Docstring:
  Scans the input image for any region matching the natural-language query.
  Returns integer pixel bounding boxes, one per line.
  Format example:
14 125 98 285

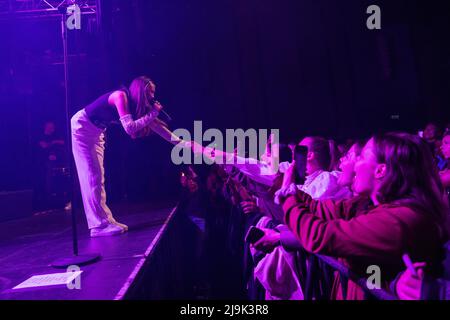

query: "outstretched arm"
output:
109 90 159 138
148 120 187 146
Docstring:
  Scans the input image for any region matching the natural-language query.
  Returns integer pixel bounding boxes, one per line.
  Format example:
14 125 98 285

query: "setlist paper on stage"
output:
12 271 83 290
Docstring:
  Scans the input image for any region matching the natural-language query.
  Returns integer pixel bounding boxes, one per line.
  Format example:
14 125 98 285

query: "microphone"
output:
159 109 173 122
150 99 172 122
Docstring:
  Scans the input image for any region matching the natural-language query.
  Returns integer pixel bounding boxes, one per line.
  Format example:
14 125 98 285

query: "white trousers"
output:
71 109 114 229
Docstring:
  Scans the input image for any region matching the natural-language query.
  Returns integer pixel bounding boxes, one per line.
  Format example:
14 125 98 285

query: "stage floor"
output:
0 201 177 300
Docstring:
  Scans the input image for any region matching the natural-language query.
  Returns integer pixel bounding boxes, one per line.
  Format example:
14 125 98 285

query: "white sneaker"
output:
90 223 125 238
108 217 129 232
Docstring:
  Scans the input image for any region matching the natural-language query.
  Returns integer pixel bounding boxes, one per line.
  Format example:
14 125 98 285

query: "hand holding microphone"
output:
150 99 172 122
152 100 163 112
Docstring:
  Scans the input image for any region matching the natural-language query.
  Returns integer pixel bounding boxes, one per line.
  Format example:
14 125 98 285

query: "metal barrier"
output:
307 253 398 300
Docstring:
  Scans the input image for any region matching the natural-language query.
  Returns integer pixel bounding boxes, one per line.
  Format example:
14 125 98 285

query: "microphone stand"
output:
51 8 100 268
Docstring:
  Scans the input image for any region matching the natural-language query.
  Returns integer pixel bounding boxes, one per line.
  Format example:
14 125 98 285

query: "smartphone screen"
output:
245 226 265 244
294 145 308 184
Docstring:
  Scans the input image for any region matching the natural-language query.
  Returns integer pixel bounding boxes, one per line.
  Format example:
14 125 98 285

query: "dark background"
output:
0 0 449 203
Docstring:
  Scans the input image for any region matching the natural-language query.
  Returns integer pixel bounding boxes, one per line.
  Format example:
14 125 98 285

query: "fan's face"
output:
353 139 378 196
423 124 438 141
338 144 358 187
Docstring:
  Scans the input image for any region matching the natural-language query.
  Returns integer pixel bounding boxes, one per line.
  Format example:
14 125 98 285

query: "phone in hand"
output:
245 226 265 244
294 145 308 184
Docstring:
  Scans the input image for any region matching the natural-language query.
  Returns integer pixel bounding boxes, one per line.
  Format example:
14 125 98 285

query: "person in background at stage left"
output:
38 121 66 162
71 76 194 238
33 120 66 211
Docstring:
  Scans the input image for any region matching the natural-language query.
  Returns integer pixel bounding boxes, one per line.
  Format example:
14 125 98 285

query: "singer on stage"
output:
71 76 189 237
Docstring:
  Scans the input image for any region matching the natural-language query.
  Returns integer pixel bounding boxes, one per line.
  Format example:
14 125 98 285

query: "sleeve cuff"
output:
277 224 302 251
274 183 298 204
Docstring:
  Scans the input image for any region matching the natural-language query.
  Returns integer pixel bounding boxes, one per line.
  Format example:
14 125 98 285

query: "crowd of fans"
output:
178 122 450 300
